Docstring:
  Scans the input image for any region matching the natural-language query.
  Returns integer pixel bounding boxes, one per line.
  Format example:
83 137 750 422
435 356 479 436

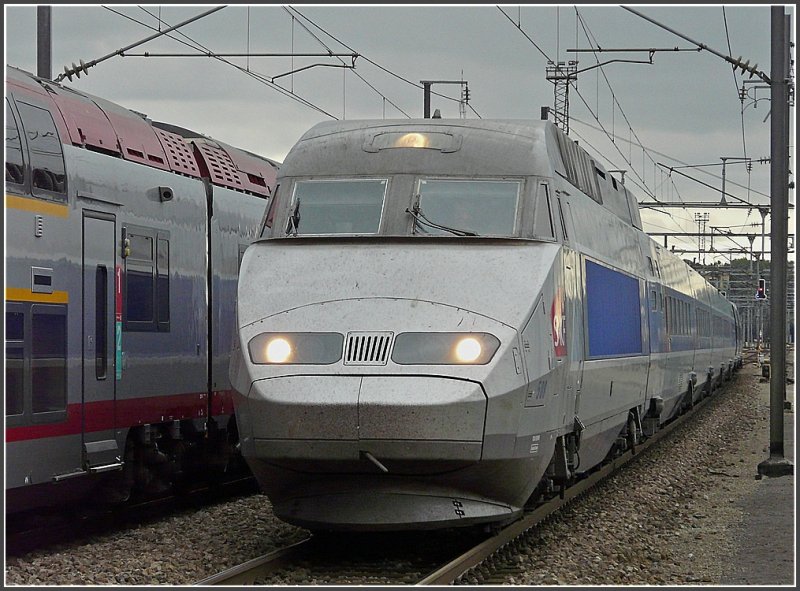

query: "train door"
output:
82 212 122 472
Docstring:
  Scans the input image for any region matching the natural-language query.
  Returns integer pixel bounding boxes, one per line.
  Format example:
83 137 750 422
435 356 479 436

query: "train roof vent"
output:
43 83 121 155
154 127 201 177
90 96 170 170
194 142 244 190
344 332 393 366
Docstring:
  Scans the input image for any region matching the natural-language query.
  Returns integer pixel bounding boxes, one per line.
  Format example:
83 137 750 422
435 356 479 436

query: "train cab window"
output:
288 179 387 235
5 99 25 186
31 305 67 415
16 101 67 202
5 310 25 416
415 179 520 237
533 184 555 239
124 226 170 332
556 198 569 240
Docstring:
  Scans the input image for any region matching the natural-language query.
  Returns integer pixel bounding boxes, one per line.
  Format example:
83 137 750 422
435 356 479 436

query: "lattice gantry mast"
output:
546 60 578 133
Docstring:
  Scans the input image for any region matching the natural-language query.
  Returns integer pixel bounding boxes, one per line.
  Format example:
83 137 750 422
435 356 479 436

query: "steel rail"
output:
194 538 312 585
417 381 725 585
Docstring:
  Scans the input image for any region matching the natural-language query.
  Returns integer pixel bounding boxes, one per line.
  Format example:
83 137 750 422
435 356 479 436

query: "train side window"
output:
5 99 25 186
260 184 280 237
31 304 67 416
16 101 67 202
124 227 170 332
533 184 554 239
556 198 569 240
649 290 657 311
5 310 25 417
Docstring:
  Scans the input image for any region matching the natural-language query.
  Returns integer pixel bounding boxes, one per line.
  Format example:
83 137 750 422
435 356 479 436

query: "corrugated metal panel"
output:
223 145 277 197
43 84 121 154
154 128 201 177
193 142 245 190
90 97 170 170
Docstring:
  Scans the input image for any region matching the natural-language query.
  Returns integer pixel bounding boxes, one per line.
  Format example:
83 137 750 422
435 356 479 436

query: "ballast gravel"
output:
4 367 789 586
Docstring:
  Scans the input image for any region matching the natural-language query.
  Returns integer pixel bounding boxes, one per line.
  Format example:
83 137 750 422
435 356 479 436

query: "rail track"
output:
196 361 748 586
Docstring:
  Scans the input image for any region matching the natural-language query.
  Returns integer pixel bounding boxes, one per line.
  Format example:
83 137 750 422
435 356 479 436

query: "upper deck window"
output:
413 179 520 237
5 99 25 186
16 101 67 202
287 179 387 235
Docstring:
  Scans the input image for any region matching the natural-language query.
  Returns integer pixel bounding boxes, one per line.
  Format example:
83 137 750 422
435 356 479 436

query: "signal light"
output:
756 278 767 300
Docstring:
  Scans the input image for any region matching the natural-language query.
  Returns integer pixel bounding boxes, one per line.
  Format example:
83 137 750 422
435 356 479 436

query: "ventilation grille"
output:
195 143 244 189
154 128 200 177
344 332 393 366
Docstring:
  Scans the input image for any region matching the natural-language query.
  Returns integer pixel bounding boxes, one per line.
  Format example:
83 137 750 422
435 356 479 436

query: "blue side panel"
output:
586 260 642 357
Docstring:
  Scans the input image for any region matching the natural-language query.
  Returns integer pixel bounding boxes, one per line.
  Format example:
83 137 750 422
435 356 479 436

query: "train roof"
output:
5 65 278 197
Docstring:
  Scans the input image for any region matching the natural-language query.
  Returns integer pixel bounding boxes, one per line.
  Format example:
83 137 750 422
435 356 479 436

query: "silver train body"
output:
230 119 742 530
5 66 277 512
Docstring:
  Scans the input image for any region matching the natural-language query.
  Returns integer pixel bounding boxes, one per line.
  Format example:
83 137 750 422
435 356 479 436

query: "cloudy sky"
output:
4 3 795 261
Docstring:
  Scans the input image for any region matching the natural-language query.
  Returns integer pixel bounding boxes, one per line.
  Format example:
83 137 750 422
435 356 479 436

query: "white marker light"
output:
266 337 292 363
455 337 482 363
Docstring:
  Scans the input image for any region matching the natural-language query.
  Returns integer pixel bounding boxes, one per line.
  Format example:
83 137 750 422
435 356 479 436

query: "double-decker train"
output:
5 66 278 513
230 118 742 531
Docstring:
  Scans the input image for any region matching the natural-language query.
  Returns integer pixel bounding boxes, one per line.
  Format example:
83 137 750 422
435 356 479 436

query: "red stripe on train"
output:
6 390 236 443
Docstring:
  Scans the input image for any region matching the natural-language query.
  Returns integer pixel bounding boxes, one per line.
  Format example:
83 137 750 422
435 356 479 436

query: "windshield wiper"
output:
406 199 479 237
286 198 300 236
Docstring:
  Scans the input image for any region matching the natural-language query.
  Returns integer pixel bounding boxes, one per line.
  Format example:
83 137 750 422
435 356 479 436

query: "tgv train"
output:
5 66 278 513
230 118 742 531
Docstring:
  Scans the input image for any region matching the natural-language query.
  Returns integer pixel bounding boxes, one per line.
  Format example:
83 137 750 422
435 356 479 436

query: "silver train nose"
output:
246 375 486 463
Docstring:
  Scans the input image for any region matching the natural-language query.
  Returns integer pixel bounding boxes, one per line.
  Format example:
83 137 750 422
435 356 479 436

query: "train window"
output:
416 179 520 237
650 290 657 311
127 234 155 325
96 266 108 380
289 179 387 235
5 310 25 417
16 101 67 202
556 198 569 240
124 227 170 332
31 305 67 415
533 184 555 239
5 99 25 186
260 184 280 237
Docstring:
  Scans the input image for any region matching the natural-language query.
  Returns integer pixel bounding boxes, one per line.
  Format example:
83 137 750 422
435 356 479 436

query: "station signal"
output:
755 278 767 300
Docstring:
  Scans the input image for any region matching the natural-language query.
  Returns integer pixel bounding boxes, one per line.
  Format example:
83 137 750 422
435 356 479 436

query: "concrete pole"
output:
758 5 792 478
37 6 52 80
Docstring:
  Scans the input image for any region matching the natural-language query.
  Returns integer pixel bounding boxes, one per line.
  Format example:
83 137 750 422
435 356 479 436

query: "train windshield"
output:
287 179 387 235
412 179 520 237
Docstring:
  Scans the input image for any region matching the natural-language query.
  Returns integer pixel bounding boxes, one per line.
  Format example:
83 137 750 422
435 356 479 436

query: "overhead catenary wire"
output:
55 5 226 82
722 6 749 159
569 116 771 202
287 6 482 118
109 5 337 118
282 6 412 118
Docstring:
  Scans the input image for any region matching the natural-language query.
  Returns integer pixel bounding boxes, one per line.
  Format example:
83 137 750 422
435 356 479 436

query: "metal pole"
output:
758 6 792 478
423 82 431 118
37 6 52 80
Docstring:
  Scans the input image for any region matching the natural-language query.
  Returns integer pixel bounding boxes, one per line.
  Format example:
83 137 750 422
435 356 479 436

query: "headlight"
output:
391 332 500 365
248 332 343 365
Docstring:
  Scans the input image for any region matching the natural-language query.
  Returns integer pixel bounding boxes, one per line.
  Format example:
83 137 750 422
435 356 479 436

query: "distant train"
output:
5 66 278 513
230 118 742 531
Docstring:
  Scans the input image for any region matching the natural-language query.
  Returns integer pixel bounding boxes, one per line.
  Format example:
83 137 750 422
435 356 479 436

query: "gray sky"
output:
4 3 795 262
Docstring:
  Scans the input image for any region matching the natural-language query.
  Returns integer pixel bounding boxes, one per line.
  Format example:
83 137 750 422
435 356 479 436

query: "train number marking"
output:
452 499 466 517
